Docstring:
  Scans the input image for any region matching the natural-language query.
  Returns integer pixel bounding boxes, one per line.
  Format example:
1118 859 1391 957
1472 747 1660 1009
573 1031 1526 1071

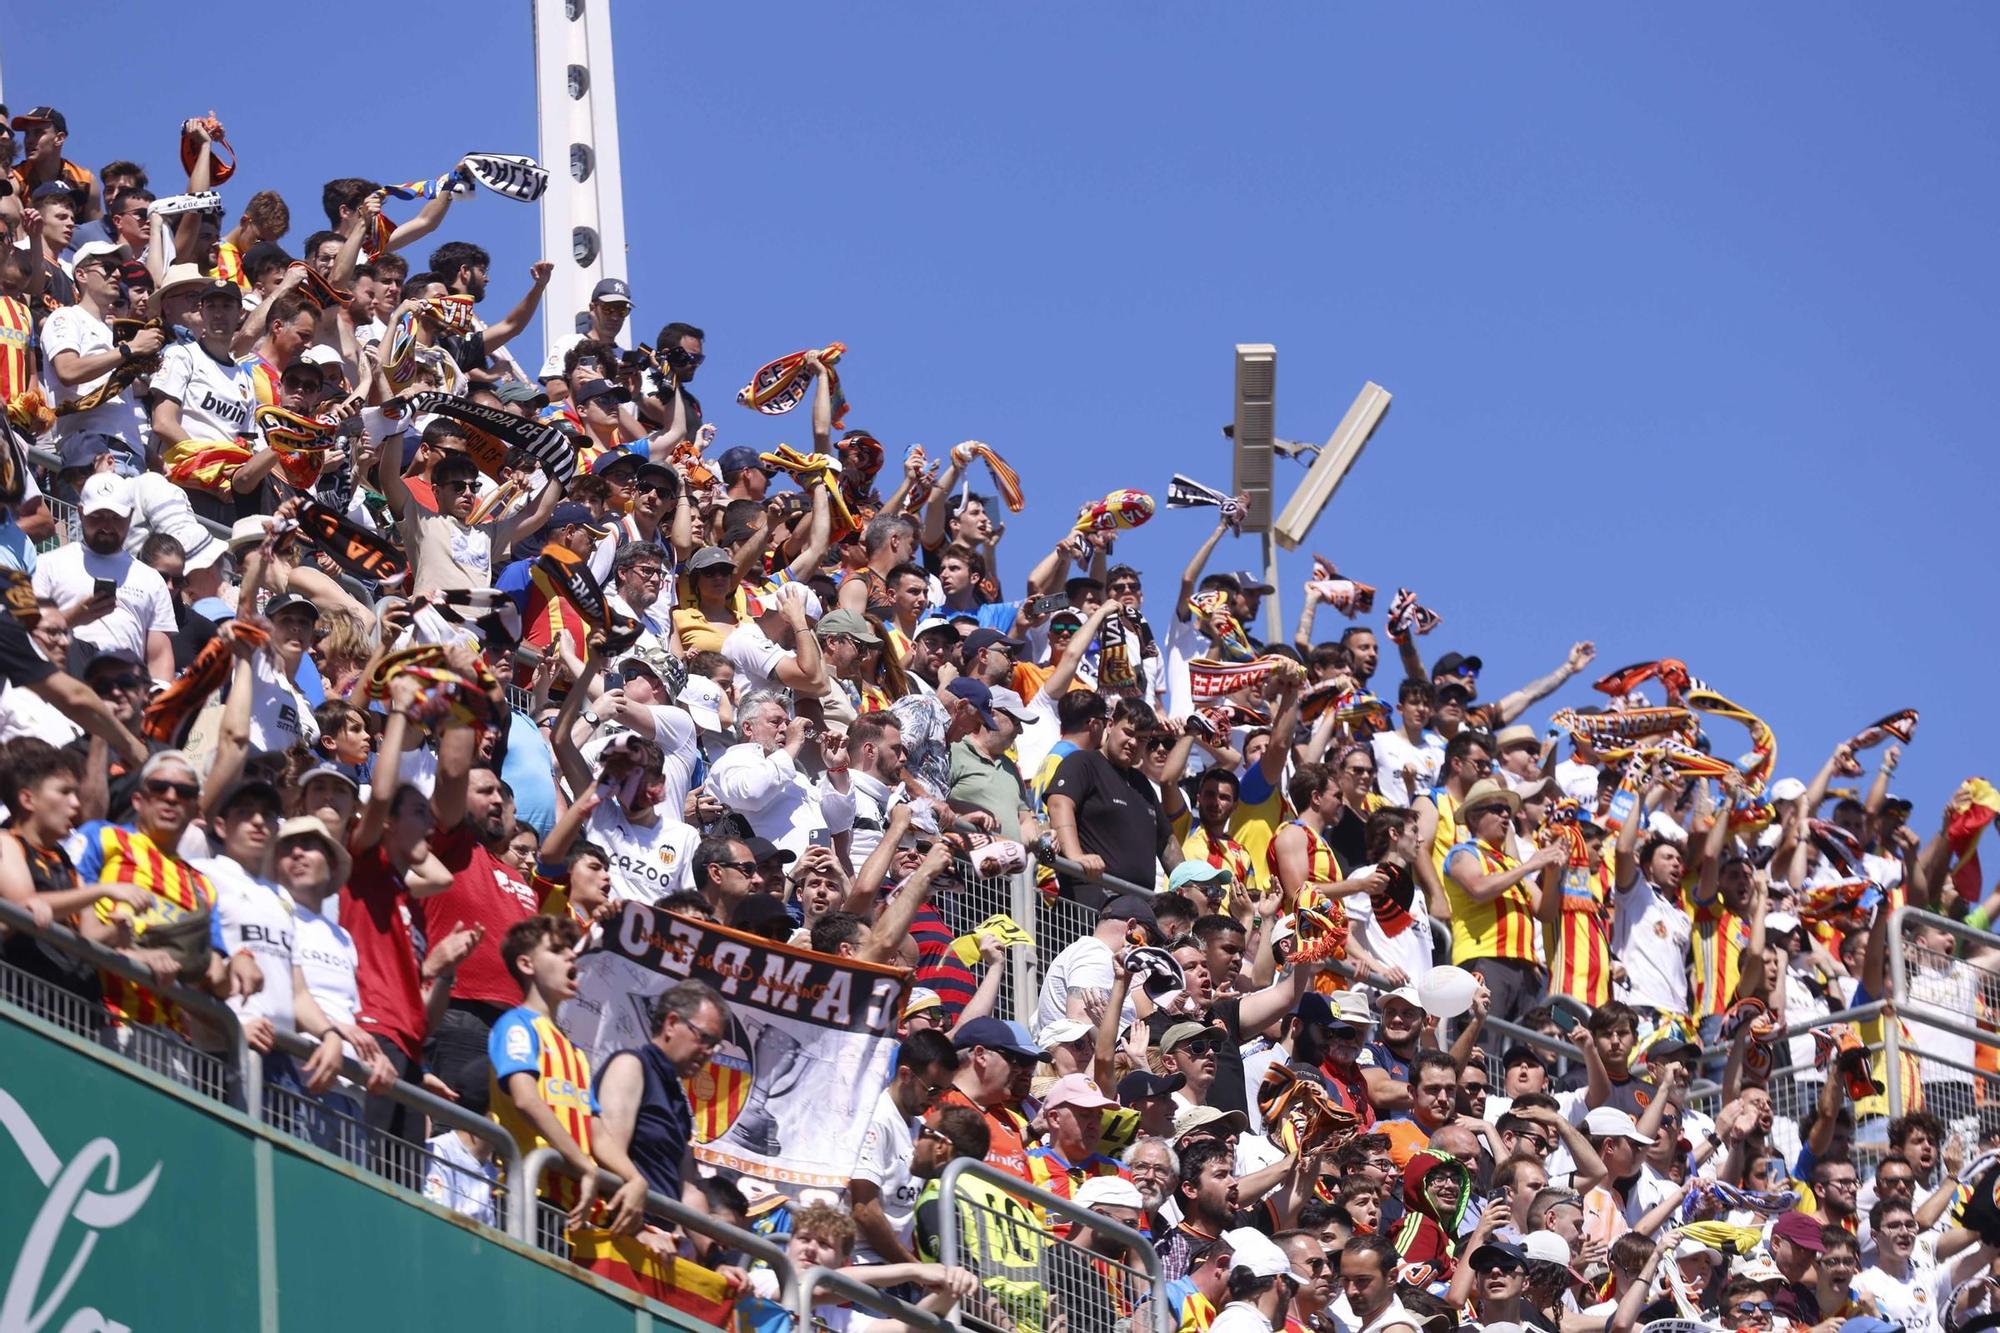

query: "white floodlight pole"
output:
532 0 630 360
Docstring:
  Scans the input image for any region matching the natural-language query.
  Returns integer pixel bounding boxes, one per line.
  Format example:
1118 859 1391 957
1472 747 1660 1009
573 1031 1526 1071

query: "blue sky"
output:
15 5 1997 816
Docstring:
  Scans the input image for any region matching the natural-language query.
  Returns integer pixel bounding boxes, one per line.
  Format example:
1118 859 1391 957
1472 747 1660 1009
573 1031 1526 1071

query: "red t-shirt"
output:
340 842 428 1061
420 823 539 1009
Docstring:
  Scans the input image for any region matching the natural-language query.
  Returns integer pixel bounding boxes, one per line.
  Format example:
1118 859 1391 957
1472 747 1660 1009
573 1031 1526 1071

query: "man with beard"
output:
1045 1175 1156 1332
589 979 735 1238
419 683 542 1101
1149 927 1324 1120
1158 1139 1296 1282
33 473 176 682
846 1028 962 1265
1119 1132 1180 1231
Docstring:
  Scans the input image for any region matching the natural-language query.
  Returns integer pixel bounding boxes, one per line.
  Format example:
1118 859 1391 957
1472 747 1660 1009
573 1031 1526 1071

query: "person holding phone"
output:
30 471 176 683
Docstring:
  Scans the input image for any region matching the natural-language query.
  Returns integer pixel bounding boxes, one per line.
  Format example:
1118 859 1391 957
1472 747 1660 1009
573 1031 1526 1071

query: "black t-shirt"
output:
442 329 488 374
171 603 218 673
0 617 55 690
1046 748 1170 908
1146 994 1250 1118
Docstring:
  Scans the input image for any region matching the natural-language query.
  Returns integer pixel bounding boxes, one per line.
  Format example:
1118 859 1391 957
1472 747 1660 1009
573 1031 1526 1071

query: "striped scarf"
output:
1384 588 1440 645
737 343 848 427
952 440 1025 512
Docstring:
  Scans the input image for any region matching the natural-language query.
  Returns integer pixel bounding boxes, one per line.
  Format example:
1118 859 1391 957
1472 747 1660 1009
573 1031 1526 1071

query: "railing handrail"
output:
1887 904 2000 1006
0 895 502 1167
28 445 233 543
263 1025 522 1177
938 1155 1170 1333
513 1145 799 1305
1480 1013 1723 1101
793 1265 956 1333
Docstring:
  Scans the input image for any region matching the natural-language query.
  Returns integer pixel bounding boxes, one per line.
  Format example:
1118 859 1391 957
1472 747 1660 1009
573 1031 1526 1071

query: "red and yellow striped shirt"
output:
83 824 219 1035
1690 899 1749 1017
214 241 249 291
489 1006 597 1209
241 353 282 407
1443 840 1537 965
1551 861 1616 1008
1267 818 1340 908
0 295 33 404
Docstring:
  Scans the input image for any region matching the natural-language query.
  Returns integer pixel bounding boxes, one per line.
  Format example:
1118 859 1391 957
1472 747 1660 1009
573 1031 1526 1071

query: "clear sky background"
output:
12 4 1997 815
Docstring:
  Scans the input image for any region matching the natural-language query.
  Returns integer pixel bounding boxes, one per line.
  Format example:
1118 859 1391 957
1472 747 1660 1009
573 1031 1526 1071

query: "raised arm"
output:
351 673 420 854
917 450 967 551
1488 641 1595 727
1176 516 1230 622
784 483 832 583
478 262 553 353
859 844 952 966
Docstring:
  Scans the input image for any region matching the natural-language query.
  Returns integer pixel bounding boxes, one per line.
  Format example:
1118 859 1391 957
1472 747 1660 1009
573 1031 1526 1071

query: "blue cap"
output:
589 444 646 476
1167 860 1231 894
718 445 768 480
589 277 631 304
58 432 116 470
943 676 996 728
951 1016 1039 1060
548 502 609 534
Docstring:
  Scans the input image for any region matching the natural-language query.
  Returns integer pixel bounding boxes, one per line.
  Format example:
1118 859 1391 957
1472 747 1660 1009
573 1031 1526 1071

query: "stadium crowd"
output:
4 100 2000 1333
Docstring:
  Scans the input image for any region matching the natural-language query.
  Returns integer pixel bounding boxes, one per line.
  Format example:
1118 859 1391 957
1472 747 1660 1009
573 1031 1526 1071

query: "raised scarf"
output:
1835 709 1918 776
1072 488 1155 535
1384 588 1440 645
1165 473 1247 533
737 343 848 428
951 440 1025 513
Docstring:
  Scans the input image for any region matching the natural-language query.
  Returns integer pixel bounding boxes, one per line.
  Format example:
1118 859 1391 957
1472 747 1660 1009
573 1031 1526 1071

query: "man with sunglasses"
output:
40 238 157 448
847 1027 961 1265
377 442 565 599
78 750 263 1044
930 1016 1042 1181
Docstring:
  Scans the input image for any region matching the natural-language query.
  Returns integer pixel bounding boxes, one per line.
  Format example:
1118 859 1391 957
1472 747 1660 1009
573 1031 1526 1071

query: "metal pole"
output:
1007 868 1036 1027
1262 530 1282 644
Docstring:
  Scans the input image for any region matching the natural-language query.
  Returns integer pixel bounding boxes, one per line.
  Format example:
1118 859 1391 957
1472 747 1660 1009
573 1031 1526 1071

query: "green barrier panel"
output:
0 1010 709 1332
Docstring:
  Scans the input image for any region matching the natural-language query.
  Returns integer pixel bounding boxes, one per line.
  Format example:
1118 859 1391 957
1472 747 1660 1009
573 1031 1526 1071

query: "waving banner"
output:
561 903 910 1191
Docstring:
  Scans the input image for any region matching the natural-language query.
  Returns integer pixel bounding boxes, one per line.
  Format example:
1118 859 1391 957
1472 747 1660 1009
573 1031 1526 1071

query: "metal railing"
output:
513 1146 799 1289
795 1266 956 1333
28 445 234 552
936 1156 1170 1333
0 899 520 1233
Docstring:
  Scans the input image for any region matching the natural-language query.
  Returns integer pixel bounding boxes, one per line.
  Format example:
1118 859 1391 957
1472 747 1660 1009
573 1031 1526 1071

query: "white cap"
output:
299 344 343 367
990 687 1035 724
1674 1238 1722 1263
1733 1257 1784 1284
1521 1230 1576 1269
1221 1227 1310 1282
1074 1175 1144 1211
913 616 953 640
1582 1106 1655 1144
1764 911 1802 937
72 239 130 267
1769 777 1807 803
1380 985 1423 1011
772 581 823 621
1037 1019 1093 1049
78 472 133 517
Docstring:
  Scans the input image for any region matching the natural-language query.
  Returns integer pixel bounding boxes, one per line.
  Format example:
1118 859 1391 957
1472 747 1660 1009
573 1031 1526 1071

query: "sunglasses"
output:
1474 1259 1523 1276
1729 1303 1774 1317
634 478 674 495
143 778 200 801
1176 1038 1221 1057
1326 1024 1361 1041
438 478 480 494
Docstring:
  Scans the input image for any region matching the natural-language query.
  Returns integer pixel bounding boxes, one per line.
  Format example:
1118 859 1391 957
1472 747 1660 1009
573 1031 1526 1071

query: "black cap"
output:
263 592 320 622
1501 1044 1548 1070
29 179 79 206
1433 651 1484 679
573 378 630 408
1117 1070 1186 1104
744 836 796 867
11 107 65 134
218 778 283 814
963 627 1023 659
731 893 795 943
1098 895 1158 931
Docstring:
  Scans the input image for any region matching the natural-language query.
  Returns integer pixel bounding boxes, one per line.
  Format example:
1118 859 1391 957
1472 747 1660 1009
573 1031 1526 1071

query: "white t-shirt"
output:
720 619 794 698
580 705 699 823
153 340 255 440
422 1130 500 1227
1208 1303 1276 1333
1340 860 1434 987
1161 614 1204 723
0 679 82 747
1610 875 1692 1014
1851 1256 1953 1333
1037 935 1138 1034
246 649 320 754
39 304 150 445
31 542 176 672
294 900 364 1070
587 803 698 905
1373 728 1445 807
850 1087 918 1263
200 856 297 1033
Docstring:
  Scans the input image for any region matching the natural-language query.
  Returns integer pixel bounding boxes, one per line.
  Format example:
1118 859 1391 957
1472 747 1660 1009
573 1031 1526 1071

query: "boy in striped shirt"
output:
488 914 601 1230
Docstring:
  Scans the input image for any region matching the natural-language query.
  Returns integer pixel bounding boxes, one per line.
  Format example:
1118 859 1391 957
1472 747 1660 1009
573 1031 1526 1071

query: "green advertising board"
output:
0 1011 708 1332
